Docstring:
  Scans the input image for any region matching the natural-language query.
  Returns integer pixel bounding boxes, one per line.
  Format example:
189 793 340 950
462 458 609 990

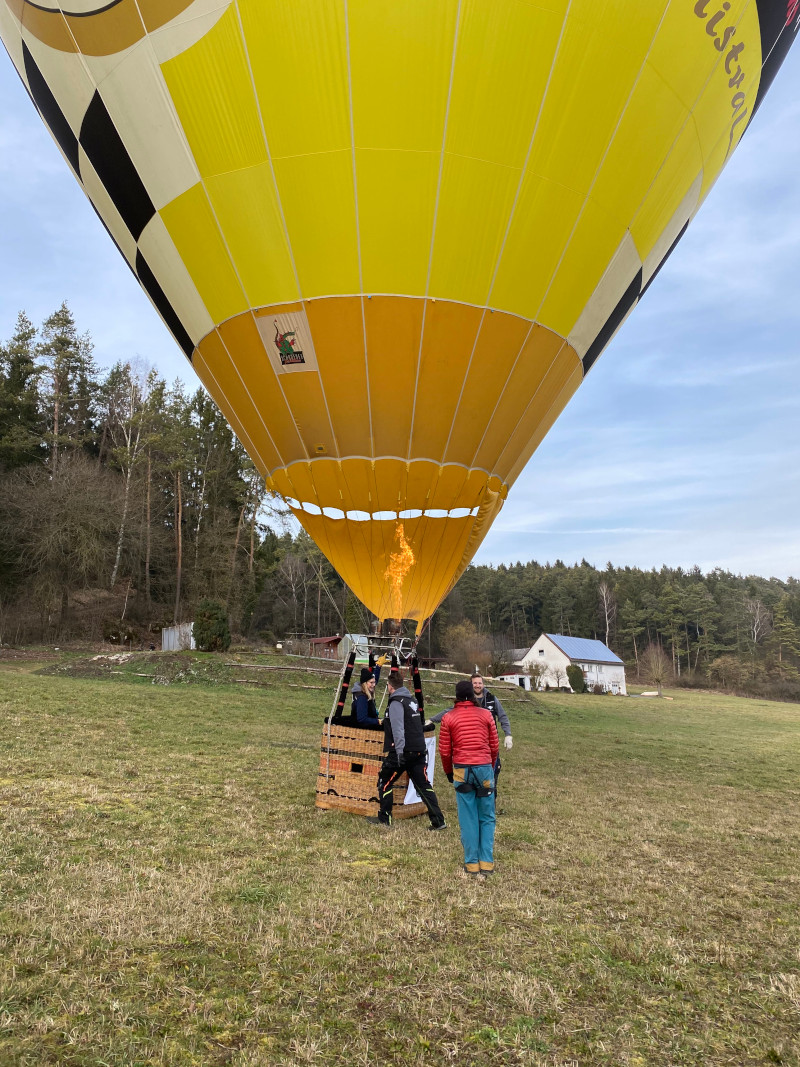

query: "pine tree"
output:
100 361 150 590
163 381 192 624
37 303 98 475
0 311 42 470
618 598 646 675
767 597 800 678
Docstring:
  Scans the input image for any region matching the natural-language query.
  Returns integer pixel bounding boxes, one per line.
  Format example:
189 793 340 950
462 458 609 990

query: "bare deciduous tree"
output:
550 664 566 689
0 453 122 634
274 553 313 633
598 581 617 648
744 597 772 648
442 619 491 674
640 642 671 697
103 361 147 589
526 662 547 691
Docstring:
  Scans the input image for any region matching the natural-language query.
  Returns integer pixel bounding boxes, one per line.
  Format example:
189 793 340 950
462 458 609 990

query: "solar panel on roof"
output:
546 635 623 665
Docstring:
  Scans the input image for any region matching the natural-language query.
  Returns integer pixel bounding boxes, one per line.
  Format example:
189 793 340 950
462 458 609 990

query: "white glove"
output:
504 735 513 751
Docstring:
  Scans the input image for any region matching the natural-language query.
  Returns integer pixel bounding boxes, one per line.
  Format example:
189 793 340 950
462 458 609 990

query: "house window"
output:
538 649 544 656
597 665 603 674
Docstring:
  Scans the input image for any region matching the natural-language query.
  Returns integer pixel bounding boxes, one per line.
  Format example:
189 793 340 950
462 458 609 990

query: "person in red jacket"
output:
439 679 499 877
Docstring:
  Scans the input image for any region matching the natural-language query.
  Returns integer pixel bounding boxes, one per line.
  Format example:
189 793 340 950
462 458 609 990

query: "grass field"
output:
1 655 799 1066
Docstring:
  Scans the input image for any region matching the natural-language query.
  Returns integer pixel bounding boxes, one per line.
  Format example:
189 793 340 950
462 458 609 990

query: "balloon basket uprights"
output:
314 721 426 819
317 643 428 819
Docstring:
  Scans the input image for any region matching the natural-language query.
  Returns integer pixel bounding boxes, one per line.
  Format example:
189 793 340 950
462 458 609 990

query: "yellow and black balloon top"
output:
2 0 797 627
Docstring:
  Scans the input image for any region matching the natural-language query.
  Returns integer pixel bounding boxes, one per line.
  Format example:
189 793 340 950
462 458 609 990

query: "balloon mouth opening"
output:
381 618 403 637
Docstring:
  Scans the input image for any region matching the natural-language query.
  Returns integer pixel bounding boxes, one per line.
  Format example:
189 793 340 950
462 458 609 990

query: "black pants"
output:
377 750 444 827
494 754 502 797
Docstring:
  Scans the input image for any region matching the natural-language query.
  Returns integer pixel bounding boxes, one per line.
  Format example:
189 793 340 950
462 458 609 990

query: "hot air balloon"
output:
2 0 797 631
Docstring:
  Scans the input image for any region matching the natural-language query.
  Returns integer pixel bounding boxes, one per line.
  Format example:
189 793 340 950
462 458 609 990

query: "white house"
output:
518 634 627 694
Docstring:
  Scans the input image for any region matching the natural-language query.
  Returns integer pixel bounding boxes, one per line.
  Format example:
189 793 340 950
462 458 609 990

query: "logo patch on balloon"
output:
273 322 305 367
256 309 319 376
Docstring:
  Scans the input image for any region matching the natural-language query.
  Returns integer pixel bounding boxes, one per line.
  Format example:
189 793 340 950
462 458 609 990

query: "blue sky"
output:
1 46 799 581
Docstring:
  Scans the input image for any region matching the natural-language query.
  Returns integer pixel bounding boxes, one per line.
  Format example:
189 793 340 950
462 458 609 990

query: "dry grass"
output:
0 663 798 1066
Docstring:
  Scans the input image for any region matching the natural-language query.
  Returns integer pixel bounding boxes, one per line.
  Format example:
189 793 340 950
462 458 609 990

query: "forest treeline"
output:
436 559 800 701
0 305 359 645
1 306 799 701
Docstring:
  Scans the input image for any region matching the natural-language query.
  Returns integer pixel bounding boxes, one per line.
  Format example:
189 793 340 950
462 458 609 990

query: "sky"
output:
1 43 799 582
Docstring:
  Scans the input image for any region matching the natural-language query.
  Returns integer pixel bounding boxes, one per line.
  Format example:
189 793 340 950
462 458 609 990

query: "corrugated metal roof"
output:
546 634 623 664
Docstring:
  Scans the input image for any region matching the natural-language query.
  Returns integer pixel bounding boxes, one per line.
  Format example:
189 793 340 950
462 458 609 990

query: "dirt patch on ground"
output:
36 651 273 689
0 648 65 673
1 648 61 662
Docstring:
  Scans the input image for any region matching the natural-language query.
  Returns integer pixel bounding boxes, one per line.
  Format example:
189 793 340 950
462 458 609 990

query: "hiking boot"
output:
365 816 391 827
428 821 447 831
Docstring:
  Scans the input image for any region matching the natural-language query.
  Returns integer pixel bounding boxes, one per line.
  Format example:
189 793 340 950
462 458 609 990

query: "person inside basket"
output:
366 670 446 830
351 654 387 728
439 679 499 877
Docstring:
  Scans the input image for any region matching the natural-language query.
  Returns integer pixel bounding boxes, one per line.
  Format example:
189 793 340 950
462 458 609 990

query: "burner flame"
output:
384 523 415 620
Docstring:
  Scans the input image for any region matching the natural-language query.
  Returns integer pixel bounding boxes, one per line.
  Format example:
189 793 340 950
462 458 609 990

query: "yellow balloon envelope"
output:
2 0 796 627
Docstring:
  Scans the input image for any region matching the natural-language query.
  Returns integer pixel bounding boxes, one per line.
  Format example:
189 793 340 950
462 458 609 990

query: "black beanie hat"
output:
455 680 475 703
359 667 373 683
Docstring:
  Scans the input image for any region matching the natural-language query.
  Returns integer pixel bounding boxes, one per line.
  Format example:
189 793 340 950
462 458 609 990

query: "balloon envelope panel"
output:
2 0 796 624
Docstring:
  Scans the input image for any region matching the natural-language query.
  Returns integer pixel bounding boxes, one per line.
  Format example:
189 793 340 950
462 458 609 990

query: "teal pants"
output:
453 764 496 873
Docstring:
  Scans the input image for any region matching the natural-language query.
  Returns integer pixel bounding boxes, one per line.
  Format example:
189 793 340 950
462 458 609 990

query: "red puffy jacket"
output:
439 700 499 777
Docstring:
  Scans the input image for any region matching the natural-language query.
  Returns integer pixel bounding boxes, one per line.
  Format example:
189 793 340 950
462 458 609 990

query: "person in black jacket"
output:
471 672 512 799
366 670 446 830
350 654 387 727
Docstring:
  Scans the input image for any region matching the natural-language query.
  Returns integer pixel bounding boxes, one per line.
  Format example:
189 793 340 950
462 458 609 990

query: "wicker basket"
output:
315 721 426 819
